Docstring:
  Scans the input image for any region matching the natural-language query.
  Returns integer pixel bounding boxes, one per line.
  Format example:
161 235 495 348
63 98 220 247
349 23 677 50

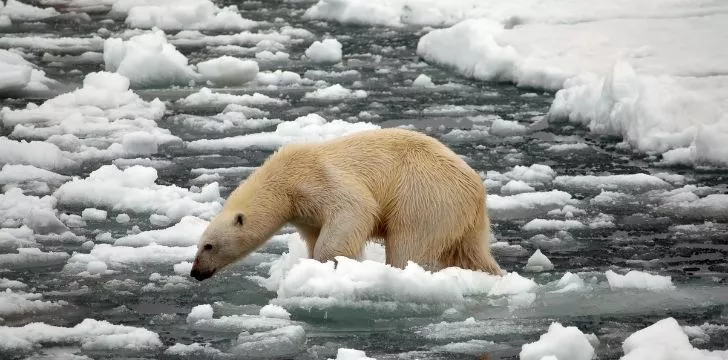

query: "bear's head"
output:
190 211 249 281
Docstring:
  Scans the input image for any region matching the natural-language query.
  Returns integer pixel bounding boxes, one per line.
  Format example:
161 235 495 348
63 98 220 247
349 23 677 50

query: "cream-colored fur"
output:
190 128 502 280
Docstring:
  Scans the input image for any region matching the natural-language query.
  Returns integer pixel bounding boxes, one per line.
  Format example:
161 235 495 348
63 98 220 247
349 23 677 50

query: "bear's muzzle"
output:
190 267 215 281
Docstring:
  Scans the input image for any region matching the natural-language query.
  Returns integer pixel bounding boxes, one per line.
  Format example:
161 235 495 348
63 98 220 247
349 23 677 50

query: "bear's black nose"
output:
190 268 213 281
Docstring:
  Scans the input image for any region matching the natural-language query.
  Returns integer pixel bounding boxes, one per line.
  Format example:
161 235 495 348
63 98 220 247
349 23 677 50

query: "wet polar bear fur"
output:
190 128 502 281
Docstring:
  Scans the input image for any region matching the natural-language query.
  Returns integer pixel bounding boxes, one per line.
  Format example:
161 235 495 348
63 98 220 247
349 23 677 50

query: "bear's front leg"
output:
312 210 375 264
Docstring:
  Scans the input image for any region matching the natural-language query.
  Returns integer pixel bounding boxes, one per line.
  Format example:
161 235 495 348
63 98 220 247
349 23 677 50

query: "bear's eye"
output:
203 244 213 251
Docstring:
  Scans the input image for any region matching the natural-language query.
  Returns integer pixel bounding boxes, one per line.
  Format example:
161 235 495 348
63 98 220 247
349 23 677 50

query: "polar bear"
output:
190 128 502 281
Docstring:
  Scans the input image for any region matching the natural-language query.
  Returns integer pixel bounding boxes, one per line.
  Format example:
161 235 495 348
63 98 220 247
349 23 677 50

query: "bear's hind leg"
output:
439 226 502 275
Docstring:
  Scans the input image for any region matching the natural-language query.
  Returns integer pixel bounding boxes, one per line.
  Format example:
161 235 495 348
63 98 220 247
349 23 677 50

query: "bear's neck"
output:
229 180 292 247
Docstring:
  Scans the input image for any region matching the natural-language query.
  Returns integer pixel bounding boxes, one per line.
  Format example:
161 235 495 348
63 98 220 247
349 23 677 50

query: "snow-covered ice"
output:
605 270 675 292
197 56 259 86
178 87 287 108
524 249 554 272
622 318 728 360
304 84 367 101
520 322 595 360
54 165 222 221
188 114 379 151
123 0 257 31
104 30 197 88
305 38 343 64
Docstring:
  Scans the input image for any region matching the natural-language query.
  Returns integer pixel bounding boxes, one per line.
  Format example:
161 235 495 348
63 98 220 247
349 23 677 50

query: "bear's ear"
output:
234 213 245 226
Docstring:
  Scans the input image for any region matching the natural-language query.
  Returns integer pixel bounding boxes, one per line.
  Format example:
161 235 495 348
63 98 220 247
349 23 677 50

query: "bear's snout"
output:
190 267 215 281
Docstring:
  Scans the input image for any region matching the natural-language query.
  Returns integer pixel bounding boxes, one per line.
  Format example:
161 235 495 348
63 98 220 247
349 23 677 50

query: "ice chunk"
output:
256 51 290 62
1 72 171 156
81 208 107 221
116 213 131 223
523 219 585 232
164 342 222 356
188 114 379 151
550 272 587 293
502 165 556 185
524 249 554 272
104 29 197 88
115 216 209 247
173 261 193 276
0 226 36 251
331 348 375 360
149 214 171 227
554 173 669 192
520 322 594 360
259 304 290 320
501 180 535 195
305 38 343 64
178 87 286 108
256 70 301 86
0 0 58 22
54 165 222 222
487 190 576 219
0 188 67 234
0 289 67 317
304 84 367 101
186 304 213 324
65 243 195 271
125 0 257 31
605 270 674 291
0 278 26 289
490 119 527 136
0 48 59 96
0 164 69 185
229 325 306 358
546 143 589 152
622 317 728 360
197 56 259 86
412 74 435 88
0 138 77 170
0 248 70 270
0 318 162 352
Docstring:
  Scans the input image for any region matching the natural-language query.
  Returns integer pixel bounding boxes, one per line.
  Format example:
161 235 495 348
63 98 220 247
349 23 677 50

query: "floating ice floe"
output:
523 219 585 232
187 114 379 151
197 56 259 86
330 348 376 360
305 38 343 64
0 164 69 187
0 0 58 22
114 216 209 247
0 248 70 270
490 119 527 136
121 0 257 31
256 70 302 86
0 35 105 53
0 226 36 251
500 180 535 195
524 249 554 272
622 317 728 360
554 173 670 192
164 342 223 356
605 270 675 291
0 289 67 317
104 29 198 88
1 71 175 162
0 318 163 352
53 165 222 221
303 84 367 101
412 74 436 88
520 322 596 360
487 190 577 219
169 27 312 49
0 49 60 96
0 188 67 234
251 234 538 312
413 6 728 167
65 243 195 273
177 87 287 108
